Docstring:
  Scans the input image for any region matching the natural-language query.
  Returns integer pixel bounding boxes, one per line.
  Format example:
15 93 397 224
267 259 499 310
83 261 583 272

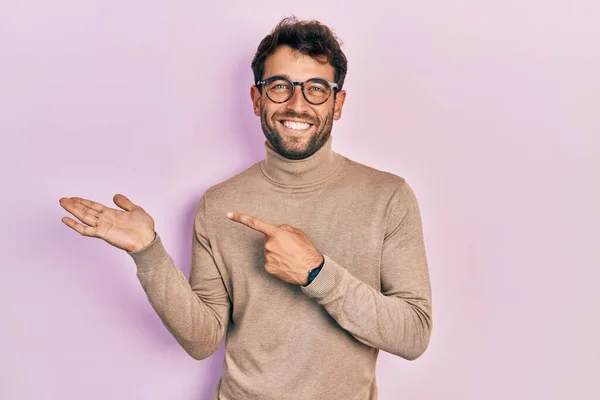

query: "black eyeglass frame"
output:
256 75 340 105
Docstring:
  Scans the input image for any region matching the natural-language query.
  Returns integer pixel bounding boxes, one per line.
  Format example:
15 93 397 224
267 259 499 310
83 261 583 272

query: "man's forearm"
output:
129 234 229 360
302 256 432 360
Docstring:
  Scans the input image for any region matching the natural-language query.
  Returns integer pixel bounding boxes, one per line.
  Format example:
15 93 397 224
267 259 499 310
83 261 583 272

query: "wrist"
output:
303 256 324 287
132 230 156 252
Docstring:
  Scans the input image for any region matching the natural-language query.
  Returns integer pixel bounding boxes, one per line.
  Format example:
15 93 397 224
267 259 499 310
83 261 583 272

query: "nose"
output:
285 84 310 113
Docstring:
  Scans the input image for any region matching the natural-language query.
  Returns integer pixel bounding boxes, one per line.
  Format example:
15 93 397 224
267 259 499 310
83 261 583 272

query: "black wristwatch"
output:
304 258 324 286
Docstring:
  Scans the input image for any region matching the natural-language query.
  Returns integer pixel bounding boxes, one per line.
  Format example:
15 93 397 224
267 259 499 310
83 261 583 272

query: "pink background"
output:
1 1 598 399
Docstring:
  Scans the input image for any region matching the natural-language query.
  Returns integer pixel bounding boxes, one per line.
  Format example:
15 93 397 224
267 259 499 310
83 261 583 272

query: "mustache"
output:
274 111 317 124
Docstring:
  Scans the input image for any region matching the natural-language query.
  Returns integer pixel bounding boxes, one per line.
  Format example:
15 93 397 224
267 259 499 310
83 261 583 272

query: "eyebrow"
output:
266 74 331 82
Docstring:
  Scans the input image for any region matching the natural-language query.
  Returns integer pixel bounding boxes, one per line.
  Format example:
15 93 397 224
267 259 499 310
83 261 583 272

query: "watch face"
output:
308 265 323 284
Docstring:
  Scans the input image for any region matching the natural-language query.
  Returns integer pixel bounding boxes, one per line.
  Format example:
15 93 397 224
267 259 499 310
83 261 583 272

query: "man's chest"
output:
212 194 387 294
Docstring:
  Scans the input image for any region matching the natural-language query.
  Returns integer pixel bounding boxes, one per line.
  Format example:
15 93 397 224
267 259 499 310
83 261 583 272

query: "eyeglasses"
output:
256 76 339 105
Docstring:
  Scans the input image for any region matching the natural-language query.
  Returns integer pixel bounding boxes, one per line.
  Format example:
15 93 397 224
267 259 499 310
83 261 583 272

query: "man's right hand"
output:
59 194 156 252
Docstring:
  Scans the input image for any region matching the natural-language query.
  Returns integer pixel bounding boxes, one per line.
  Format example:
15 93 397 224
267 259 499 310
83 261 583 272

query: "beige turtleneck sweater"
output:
128 136 432 400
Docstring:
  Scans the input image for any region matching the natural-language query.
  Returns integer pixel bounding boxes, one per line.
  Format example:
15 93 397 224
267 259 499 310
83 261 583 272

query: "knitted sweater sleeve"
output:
301 181 433 360
127 196 230 360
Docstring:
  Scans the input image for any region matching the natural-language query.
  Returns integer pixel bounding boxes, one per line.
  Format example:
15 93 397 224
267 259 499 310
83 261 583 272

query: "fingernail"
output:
227 212 233 219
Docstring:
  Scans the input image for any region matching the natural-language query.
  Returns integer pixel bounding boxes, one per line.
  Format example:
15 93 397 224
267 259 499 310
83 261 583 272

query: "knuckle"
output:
247 217 257 228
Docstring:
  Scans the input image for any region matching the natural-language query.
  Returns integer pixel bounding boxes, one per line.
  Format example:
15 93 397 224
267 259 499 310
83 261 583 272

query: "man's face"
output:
251 45 346 160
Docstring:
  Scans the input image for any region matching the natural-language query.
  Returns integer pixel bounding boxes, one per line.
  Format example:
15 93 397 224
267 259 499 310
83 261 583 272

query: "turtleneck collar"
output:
259 135 344 188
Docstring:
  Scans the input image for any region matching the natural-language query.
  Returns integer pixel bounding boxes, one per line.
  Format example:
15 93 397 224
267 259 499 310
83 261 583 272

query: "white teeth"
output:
282 120 310 130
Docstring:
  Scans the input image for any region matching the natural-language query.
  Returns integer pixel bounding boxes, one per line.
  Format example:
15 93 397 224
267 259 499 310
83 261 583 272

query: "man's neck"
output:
259 135 342 187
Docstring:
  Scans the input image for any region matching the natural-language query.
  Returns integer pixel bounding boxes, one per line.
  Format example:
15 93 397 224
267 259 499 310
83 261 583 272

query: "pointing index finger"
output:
227 212 278 236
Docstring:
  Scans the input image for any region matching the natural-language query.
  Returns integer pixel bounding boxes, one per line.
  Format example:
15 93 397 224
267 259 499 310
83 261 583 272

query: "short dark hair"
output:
251 17 348 90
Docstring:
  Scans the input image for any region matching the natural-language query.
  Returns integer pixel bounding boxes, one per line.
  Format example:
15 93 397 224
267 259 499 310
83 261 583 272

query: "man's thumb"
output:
113 193 137 212
278 224 297 233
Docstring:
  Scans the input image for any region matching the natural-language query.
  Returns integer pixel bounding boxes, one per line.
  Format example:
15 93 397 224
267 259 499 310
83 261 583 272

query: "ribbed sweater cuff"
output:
301 255 347 299
127 233 170 273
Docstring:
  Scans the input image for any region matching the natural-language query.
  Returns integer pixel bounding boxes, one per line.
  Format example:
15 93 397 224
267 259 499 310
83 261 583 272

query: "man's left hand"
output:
227 212 324 285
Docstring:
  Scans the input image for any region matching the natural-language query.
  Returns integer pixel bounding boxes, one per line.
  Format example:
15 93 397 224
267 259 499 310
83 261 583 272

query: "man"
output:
59 17 432 400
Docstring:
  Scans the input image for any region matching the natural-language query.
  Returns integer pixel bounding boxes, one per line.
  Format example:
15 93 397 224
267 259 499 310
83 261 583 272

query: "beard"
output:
260 106 334 160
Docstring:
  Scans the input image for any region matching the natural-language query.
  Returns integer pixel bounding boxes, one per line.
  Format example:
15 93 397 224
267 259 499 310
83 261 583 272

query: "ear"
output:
250 85 261 116
333 89 346 120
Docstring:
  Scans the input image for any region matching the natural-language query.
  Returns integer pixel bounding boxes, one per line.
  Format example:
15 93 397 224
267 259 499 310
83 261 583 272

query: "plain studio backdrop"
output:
1 1 598 399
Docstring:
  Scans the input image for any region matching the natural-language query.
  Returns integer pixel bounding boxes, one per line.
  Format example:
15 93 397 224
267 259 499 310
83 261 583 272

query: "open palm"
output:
59 194 156 252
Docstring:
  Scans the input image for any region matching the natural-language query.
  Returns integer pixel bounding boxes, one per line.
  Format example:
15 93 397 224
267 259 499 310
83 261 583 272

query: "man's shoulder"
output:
202 161 264 202
340 155 420 212
341 155 408 189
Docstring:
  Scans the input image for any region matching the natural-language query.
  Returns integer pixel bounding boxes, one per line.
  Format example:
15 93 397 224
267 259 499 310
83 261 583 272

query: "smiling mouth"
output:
279 119 314 131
